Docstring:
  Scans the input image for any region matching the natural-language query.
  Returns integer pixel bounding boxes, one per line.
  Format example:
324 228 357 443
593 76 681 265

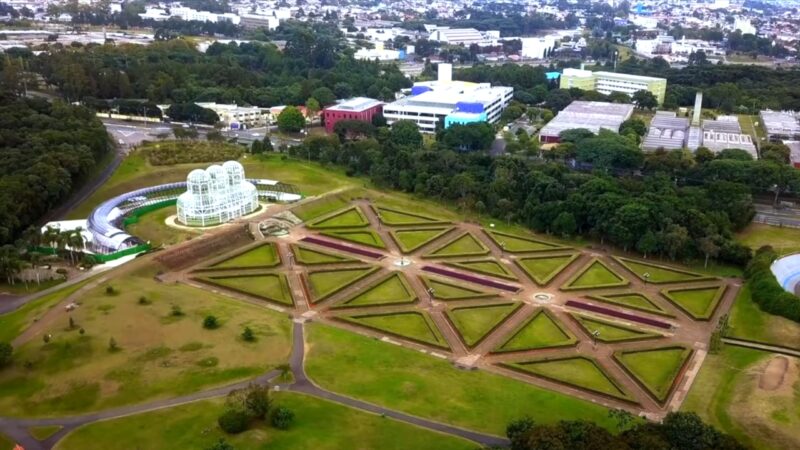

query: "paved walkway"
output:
722 338 800 358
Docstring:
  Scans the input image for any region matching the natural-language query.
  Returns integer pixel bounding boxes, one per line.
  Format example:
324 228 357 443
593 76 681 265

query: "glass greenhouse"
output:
176 161 259 227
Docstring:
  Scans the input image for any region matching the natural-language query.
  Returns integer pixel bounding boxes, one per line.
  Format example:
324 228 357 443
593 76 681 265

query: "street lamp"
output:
427 287 435 301
591 329 600 349
643 272 651 285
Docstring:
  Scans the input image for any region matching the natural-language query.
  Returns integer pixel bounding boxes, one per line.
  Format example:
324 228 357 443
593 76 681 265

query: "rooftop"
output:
325 97 383 112
760 110 800 136
539 101 634 138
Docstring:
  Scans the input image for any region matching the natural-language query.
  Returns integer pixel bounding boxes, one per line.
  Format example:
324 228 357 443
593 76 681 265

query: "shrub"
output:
205 438 234 450
108 337 119 352
244 384 271 419
171 304 184 317
270 406 295 430
79 328 85 335
203 315 220 329
217 409 249 434
138 296 151 305
43 334 51 344
241 326 255 342
105 286 116 295
746 247 800 322
0 342 12 368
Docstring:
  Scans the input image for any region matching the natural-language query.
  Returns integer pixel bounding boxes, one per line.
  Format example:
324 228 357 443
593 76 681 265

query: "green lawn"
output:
0 433 13 450
562 260 628 290
494 310 575 352
615 257 709 283
306 267 378 302
335 273 417 308
292 195 349 222
212 243 280 269
507 357 629 401
126 205 199 247
573 316 661 343
661 285 725 320
198 273 293 306
736 223 800 256
29 425 62 441
0 279 93 343
447 259 517 280
291 245 354 265
305 324 616 435
391 227 453 253
341 312 448 349
682 346 800 450
320 230 386 249
55 393 474 450
485 230 566 253
615 347 691 402
308 206 369 229
588 293 671 317
375 207 448 226
426 233 489 258
420 277 494 301
516 253 579 285
446 303 520 347
727 285 800 350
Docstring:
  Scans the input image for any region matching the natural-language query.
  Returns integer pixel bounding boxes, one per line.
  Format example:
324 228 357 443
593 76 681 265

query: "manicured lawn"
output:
375 207 448 226
342 312 448 349
335 273 417 308
516 253 579 285
420 277 494 301
212 243 280 269
0 264 292 418
485 230 566 253
55 393 474 450
727 285 800 350
562 259 628 290
291 245 354 265
682 346 800 450
573 316 661 343
494 310 575 352
507 357 629 400
0 279 92 343
589 293 671 317
736 223 800 256
199 273 293 306
446 303 520 347
615 347 691 402
29 425 62 441
126 205 199 247
306 267 378 302
661 285 725 320
447 260 517 280
426 233 489 258
308 206 369 229
320 230 386 249
0 433 14 450
292 195 349 222
615 257 708 283
391 227 452 253
305 324 616 435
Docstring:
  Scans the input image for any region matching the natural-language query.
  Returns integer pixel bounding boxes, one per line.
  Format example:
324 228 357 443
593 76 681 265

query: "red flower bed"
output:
565 300 672 329
301 236 384 259
422 265 519 292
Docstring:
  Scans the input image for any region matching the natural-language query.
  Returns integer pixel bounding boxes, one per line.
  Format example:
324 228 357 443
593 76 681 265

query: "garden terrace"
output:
290 244 357 265
304 267 380 303
614 257 714 284
419 277 496 301
484 230 569 253
614 347 693 404
193 273 294 306
561 259 629 290
586 293 673 317
445 303 523 348
204 242 281 270
493 309 577 353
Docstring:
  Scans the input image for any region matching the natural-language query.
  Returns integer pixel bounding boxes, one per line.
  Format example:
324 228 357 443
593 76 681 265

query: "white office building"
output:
195 103 268 128
520 35 558 59
382 64 513 134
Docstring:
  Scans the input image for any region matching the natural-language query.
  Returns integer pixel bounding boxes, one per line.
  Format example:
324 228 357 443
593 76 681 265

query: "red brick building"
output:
322 97 383 134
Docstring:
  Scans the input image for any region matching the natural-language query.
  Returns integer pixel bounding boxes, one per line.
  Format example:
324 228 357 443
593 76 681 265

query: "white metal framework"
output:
176 161 259 227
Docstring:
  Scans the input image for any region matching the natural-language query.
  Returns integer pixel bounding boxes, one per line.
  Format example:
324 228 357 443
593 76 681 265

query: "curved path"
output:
0 320 508 449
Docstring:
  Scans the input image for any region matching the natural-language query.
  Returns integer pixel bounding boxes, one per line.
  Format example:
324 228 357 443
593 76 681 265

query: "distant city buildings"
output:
560 68 668 105
539 101 634 143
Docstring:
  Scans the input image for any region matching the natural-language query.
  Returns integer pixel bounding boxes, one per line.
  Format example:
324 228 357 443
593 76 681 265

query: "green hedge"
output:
745 246 800 322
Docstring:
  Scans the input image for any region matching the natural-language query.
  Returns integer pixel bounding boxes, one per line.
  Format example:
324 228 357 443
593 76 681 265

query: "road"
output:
753 203 800 228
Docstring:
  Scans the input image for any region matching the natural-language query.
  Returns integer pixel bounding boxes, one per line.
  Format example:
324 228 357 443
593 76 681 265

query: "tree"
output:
0 342 12 368
636 231 658 258
305 97 321 119
698 236 720 268
619 118 647 137
277 106 305 133
551 211 577 237
544 89 572 112
166 103 219 125
262 136 274 152
217 409 249 434
203 315 220 329
108 337 118 351
632 89 658 110
389 120 423 148
270 406 295 430
242 326 255 342
244 384 271 419
310 87 335 106
506 416 535 450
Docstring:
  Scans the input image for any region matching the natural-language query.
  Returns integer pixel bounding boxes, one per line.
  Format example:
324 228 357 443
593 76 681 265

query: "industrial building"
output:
520 36 558 59
538 101 634 143
322 97 384 133
382 64 513 134
760 110 800 142
427 27 486 45
239 13 280 30
700 116 757 158
559 68 667 105
642 112 690 150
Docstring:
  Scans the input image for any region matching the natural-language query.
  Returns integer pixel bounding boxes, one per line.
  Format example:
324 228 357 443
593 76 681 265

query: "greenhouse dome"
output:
176 161 259 227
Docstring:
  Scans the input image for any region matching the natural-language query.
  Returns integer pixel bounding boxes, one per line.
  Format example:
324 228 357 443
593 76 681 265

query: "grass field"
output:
661 286 724 320
308 207 369 229
589 293 671 316
427 233 489 258
391 227 452 253
199 273 293 305
446 303 519 347
212 243 280 269
292 195 350 222
336 273 416 308
0 265 292 418
508 357 629 400
420 277 494 301
562 260 628 290
305 323 615 435
55 393 474 450
682 346 800 450
516 253 578 285
306 267 378 302
615 347 690 402
29 425 62 441
0 433 13 450
375 207 448 226
320 230 386 249
126 205 199 247
447 260 517 280
485 230 565 253
69 153 359 220
573 316 660 343
727 285 800 350
615 257 707 283
494 310 575 352
342 312 448 348
736 224 800 256
291 245 354 265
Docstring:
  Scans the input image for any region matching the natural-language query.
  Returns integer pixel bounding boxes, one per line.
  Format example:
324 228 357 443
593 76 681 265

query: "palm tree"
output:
57 230 71 265
21 226 42 250
69 229 86 265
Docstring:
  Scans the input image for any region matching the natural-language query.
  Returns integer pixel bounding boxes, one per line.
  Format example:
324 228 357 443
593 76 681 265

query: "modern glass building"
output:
176 161 259 227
